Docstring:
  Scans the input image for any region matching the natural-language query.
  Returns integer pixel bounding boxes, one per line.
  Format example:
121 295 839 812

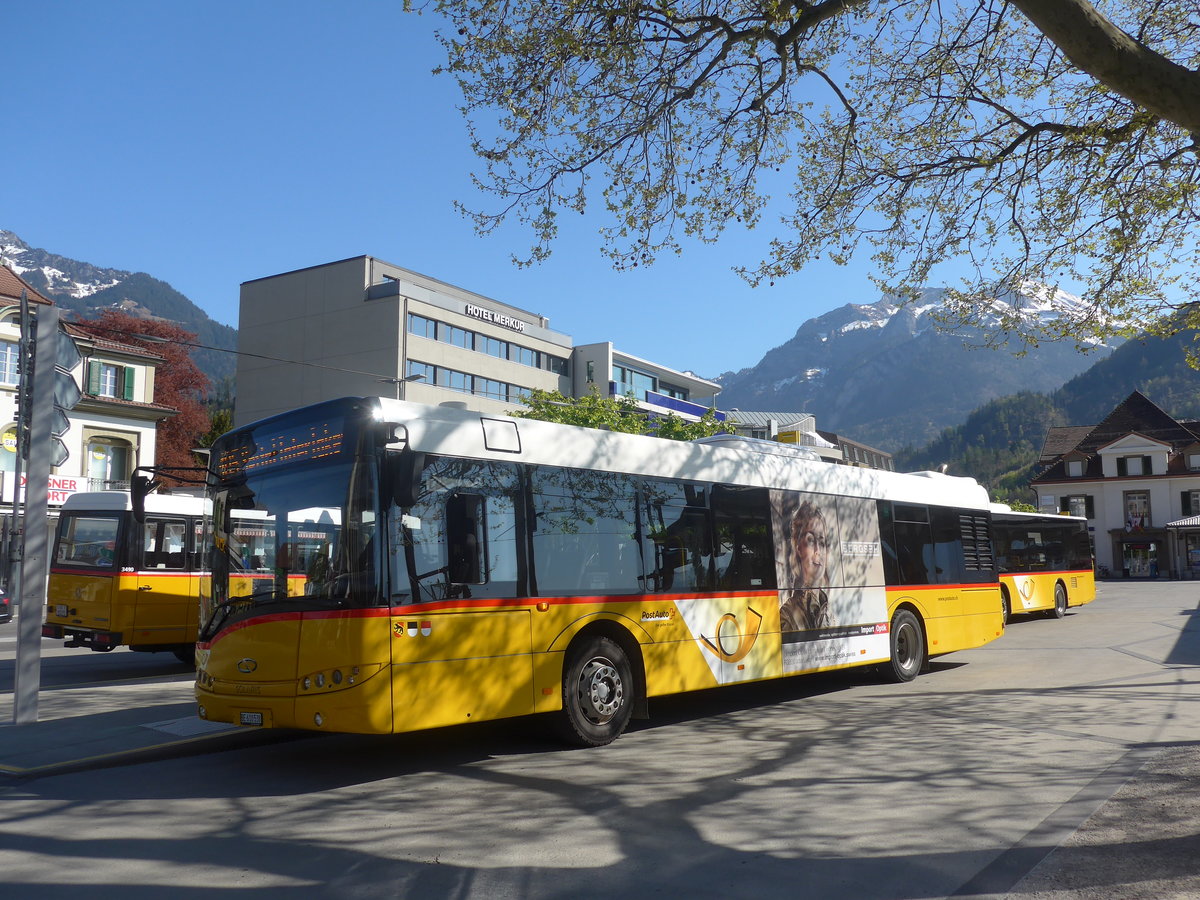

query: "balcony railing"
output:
88 478 130 493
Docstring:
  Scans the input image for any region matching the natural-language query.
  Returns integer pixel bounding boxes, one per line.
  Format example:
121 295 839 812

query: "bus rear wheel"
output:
887 609 924 683
1050 583 1068 619
555 635 634 747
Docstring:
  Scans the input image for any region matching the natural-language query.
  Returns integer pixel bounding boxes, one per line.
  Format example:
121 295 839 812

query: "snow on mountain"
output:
715 283 1122 451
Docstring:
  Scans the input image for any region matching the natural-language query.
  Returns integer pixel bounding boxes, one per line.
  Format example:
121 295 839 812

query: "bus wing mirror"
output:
389 450 425 508
131 472 157 524
446 492 485 584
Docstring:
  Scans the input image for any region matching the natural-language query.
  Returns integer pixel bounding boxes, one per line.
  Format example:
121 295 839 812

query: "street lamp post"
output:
378 372 426 400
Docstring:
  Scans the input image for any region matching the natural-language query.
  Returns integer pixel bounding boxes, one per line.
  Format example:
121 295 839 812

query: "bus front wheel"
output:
1000 587 1011 626
1050 583 1068 619
555 635 634 747
887 609 925 683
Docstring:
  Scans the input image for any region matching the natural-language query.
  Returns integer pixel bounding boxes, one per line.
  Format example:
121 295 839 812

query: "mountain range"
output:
715 286 1119 451
5 227 1197 501
0 230 236 394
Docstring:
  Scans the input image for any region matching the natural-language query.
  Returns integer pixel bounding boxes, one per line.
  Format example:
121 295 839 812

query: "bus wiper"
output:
201 591 284 638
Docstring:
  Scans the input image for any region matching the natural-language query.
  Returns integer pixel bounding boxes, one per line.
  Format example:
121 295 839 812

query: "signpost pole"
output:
12 305 60 724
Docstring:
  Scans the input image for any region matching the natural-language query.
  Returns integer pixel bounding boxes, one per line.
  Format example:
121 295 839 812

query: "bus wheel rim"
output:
896 623 917 670
578 657 623 724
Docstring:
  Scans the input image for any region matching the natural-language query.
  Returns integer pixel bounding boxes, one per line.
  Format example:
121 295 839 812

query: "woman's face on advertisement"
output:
796 514 827 585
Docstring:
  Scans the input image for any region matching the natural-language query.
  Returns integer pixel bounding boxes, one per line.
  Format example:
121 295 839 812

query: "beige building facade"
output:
235 257 725 429
235 257 574 426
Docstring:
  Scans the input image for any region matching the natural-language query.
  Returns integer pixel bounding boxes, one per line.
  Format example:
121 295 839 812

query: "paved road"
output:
0 581 1197 898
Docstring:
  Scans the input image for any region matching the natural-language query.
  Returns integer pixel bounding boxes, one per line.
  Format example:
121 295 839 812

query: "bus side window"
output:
446 493 486 584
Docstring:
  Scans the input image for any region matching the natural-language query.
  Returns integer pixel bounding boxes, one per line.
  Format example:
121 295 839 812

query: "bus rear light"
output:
313 713 324 727
198 705 207 719
302 677 312 690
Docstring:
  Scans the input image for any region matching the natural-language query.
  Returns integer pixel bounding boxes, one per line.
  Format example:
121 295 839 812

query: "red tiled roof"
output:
0 266 53 305
63 321 166 363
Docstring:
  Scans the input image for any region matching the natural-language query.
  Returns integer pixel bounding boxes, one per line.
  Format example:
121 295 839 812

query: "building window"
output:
87 438 132 488
407 313 437 340
479 335 507 359
1117 455 1152 476
87 362 134 400
1188 453 1200 471
437 368 471 393
658 381 689 401
441 324 473 350
1183 490 1200 517
1064 495 1094 519
1067 459 1084 477
0 342 19 386
510 345 538 367
1124 491 1151 529
614 365 656 400
474 378 508 402
544 354 568 375
406 360 435 384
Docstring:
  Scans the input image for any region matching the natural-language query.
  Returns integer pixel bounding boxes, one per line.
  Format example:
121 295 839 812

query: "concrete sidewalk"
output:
0 674 252 777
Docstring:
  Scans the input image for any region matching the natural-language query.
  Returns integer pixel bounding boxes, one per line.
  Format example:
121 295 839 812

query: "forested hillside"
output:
896 325 1200 504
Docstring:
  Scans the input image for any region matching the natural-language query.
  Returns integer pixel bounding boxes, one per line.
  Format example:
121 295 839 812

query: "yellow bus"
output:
44 491 207 665
191 397 1004 746
992 507 1096 623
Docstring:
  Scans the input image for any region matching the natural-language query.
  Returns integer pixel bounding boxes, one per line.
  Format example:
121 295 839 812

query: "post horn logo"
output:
700 607 764 663
236 658 258 673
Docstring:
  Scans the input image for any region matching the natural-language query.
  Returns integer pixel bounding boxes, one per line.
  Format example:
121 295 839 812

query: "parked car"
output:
0 588 11 624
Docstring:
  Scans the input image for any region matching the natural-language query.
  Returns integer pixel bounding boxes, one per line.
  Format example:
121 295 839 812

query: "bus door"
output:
49 513 123 631
134 516 194 644
386 465 535 732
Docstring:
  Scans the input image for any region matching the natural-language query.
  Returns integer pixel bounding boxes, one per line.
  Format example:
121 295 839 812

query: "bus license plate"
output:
54 604 68 617
239 712 264 727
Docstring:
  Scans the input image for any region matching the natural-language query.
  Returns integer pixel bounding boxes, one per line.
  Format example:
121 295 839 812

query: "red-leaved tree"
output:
74 310 212 481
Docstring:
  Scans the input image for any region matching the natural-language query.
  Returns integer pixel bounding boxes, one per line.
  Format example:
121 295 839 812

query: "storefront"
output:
1166 516 1200 579
1110 527 1168 578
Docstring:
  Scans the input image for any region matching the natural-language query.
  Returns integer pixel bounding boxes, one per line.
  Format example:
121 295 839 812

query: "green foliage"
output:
511 387 727 440
431 1 1200 347
897 321 1200 501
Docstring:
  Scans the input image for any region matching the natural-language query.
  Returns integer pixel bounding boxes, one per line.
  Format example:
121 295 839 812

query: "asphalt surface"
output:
1 584 1198 899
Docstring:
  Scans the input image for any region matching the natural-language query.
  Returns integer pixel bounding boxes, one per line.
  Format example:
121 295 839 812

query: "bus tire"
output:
1051 583 1068 619
887 609 924 683
555 635 634 747
173 645 196 667
1000 587 1011 626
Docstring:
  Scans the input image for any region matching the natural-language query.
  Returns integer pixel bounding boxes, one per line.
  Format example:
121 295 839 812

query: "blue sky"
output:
9 1 897 379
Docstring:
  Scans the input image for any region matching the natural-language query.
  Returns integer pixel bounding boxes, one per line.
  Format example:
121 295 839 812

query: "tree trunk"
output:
1008 0 1200 133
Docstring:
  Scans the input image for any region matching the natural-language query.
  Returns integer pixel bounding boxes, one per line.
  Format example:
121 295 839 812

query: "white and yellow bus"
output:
992 507 1096 623
44 491 207 664
192 397 1005 746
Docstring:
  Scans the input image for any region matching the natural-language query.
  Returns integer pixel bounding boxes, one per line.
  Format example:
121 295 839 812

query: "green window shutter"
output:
1085 496 1095 519
1116 457 1127 476
1183 492 1192 517
86 361 102 395
1143 455 1153 474
122 367 136 401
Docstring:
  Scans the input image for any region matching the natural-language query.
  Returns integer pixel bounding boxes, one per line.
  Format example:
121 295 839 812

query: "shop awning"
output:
1165 515 1200 528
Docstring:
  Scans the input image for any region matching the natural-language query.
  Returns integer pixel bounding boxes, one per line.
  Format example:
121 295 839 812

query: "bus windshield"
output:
201 456 379 639
56 513 123 569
